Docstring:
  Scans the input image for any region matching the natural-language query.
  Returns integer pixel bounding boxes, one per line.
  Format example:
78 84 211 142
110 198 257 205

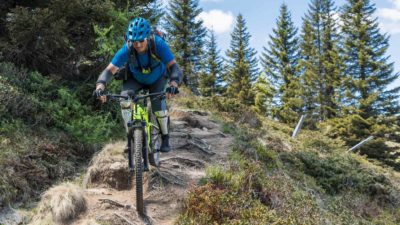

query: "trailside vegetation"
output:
175 90 400 225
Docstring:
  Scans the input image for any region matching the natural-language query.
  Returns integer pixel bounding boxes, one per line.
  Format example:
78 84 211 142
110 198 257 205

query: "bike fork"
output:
127 131 134 173
142 121 150 172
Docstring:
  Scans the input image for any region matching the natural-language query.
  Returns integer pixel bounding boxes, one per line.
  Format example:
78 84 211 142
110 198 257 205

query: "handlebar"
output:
102 91 166 103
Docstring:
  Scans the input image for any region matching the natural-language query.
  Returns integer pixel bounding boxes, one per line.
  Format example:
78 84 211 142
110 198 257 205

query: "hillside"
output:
2 90 399 225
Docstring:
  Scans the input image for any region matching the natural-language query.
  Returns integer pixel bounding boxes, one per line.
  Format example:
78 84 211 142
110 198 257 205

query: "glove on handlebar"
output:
166 86 179 95
93 89 105 97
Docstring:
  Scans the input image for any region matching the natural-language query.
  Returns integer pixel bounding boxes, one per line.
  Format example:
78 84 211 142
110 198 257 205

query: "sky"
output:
162 0 400 90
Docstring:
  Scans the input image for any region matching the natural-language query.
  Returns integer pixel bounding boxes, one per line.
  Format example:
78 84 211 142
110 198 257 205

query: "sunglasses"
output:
134 38 147 44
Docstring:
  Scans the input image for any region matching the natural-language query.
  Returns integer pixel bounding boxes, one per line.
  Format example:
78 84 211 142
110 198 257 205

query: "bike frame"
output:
107 91 164 172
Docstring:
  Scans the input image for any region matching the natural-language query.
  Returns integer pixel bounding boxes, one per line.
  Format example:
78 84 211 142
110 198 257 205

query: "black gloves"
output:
166 86 179 94
93 89 105 97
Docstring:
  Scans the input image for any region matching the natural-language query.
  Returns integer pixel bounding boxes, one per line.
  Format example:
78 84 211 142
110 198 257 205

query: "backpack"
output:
127 29 167 75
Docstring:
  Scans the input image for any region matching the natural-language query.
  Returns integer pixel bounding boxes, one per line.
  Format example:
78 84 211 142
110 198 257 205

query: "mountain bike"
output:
102 90 165 215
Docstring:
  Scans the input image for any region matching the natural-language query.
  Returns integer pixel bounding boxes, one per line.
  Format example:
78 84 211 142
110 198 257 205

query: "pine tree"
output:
322 0 400 168
299 0 342 123
341 0 400 118
164 0 206 91
225 14 259 105
252 74 274 116
135 0 164 26
199 29 224 96
261 3 302 124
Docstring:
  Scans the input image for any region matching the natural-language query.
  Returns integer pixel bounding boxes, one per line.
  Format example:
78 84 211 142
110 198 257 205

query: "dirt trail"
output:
73 108 233 225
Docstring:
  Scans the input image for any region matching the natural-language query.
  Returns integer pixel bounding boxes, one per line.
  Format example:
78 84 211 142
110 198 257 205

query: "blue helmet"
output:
126 17 151 42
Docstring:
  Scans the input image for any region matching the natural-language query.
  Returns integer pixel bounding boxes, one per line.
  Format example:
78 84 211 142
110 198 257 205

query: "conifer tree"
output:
341 0 400 118
130 0 164 26
299 0 342 123
252 74 274 116
164 0 206 91
261 4 302 124
199 30 224 96
321 0 400 168
225 14 259 105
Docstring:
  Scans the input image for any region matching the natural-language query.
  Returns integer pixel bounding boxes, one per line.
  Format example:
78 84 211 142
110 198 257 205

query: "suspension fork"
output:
142 121 149 172
127 126 133 172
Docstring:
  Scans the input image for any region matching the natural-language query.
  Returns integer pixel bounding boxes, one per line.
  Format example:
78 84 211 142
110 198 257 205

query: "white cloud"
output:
380 22 400 34
198 10 234 34
377 0 400 35
378 8 400 21
390 0 400 8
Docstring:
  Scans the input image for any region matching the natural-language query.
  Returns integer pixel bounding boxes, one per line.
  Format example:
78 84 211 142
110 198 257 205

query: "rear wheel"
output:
133 128 144 215
148 105 161 167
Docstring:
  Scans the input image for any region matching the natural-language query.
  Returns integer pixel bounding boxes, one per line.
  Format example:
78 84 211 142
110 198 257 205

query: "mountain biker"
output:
93 17 183 153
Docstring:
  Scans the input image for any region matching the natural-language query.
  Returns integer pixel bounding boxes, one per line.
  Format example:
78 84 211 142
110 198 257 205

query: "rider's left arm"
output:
166 60 183 87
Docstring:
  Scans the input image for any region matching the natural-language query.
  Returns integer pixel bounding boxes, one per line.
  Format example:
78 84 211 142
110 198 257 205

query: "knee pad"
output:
120 100 131 133
154 110 169 135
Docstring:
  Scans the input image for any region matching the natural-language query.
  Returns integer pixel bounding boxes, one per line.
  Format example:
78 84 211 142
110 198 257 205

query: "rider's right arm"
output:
96 64 119 90
96 45 129 90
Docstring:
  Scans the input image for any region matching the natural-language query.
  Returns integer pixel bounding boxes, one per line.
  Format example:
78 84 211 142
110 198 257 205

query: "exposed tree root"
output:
161 157 205 168
113 212 135 225
152 168 186 186
172 131 215 155
98 198 131 209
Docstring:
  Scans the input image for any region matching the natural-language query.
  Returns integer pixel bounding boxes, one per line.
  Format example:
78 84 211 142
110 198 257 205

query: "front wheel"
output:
133 128 144 215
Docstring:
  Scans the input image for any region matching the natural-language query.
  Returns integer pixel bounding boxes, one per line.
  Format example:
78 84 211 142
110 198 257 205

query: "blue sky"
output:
166 0 400 89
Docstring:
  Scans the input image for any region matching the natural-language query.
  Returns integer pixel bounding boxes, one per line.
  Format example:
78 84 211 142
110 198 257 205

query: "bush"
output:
4 0 116 79
320 115 400 170
0 62 123 206
178 183 284 225
287 151 397 200
46 88 121 144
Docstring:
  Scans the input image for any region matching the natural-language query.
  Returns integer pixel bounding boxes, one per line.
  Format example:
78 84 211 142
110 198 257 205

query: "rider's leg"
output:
150 74 171 152
121 75 143 152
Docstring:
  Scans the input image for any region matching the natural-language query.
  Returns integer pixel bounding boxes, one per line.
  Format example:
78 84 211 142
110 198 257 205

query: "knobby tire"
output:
133 128 144 215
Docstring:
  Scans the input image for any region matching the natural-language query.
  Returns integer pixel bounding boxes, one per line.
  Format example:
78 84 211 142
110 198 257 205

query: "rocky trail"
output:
26 108 233 225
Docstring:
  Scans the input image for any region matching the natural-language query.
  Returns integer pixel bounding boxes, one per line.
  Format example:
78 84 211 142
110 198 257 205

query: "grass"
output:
173 89 400 225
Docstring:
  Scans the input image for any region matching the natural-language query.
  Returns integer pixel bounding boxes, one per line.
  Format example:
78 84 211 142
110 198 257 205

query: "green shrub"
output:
289 151 397 200
177 184 284 225
4 0 116 79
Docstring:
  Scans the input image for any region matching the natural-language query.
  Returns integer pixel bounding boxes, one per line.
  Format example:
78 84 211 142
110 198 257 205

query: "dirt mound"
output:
29 183 86 225
83 142 131 190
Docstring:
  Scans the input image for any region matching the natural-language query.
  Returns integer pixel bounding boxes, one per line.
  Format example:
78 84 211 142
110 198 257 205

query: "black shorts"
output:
121 74 168 112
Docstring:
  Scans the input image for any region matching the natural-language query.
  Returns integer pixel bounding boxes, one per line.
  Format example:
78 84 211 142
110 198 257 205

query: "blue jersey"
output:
111 35 174 85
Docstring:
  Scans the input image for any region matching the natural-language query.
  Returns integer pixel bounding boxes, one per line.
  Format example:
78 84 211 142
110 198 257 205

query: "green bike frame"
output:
131 104 153 148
